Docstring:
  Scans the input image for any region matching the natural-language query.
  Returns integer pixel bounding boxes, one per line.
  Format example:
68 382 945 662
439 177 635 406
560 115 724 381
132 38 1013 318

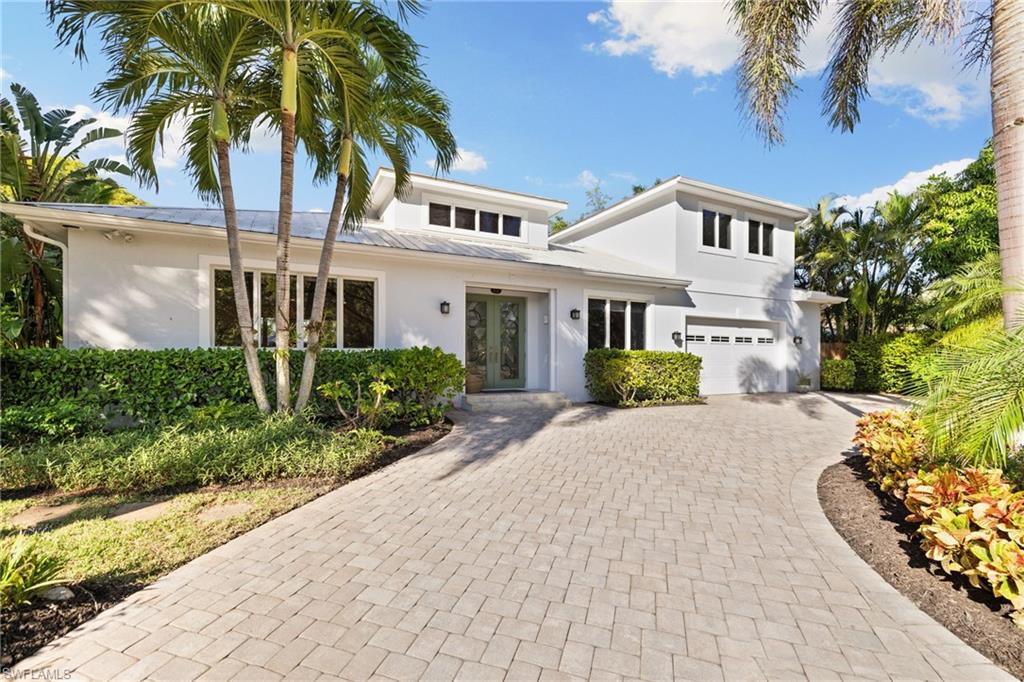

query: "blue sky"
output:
1 1 993 219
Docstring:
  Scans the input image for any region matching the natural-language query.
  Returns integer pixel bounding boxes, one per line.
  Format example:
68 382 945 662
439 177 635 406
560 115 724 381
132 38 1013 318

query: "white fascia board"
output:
550 176 809 244
4 203 687 290
370 167 568 217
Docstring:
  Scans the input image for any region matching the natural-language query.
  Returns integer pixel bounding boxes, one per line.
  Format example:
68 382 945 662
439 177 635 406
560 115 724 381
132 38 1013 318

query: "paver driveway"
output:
14 393 1013 681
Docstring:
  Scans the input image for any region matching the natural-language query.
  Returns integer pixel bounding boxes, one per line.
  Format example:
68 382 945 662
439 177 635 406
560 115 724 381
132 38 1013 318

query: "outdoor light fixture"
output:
570 308 581 320
440 301 451 315
671 331 683 343
794 336 804 345
490 288 503 294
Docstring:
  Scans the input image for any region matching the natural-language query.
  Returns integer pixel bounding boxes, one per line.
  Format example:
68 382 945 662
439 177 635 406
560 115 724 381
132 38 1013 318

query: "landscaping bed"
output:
818 455 1024 678
0 420 451 667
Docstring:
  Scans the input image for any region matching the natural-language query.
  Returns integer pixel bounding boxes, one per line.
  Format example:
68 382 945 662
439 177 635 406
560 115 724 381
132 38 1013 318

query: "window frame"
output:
203 260 384 351
744 213 779 262
585 292 652 351
421 192 528 242
697 202 736 257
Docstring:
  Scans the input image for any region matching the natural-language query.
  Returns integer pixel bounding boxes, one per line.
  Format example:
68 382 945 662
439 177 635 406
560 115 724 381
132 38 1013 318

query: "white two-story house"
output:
3 170 843 402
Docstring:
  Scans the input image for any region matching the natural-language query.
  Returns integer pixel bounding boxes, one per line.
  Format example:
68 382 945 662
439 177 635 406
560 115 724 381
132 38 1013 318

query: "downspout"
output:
22 221 70 345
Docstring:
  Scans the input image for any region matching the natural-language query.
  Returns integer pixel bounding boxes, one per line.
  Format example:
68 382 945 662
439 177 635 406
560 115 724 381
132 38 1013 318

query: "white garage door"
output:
685 318 781 395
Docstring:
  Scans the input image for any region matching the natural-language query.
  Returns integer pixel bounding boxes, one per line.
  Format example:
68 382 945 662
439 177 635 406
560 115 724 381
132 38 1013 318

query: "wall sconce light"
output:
671 331 683 343
490 288 502 294
570 308 581 320
793 336 804 346
440 301 451 315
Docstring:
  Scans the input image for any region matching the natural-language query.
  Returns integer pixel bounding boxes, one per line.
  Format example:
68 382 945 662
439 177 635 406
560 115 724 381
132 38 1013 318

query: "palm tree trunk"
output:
274 108 296 411
294 169 348 413
216 140 272 414
991 0 1024 328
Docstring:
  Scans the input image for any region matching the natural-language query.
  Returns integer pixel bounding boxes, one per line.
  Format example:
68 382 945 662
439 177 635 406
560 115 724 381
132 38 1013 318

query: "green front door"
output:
466 294 526 390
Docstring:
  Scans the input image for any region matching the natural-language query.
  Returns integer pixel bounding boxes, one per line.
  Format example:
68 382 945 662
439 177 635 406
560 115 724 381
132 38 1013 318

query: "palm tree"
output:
213 0 423 411
50 3 274 412
732 0 1024 330
0 83 131 346
293 54 456 411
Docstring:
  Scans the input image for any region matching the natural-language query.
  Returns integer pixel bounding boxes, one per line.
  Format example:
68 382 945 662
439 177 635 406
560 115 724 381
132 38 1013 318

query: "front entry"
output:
465 294 526 391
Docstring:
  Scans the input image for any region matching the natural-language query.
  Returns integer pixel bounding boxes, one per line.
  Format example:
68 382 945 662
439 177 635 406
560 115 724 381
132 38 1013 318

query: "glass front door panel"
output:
499 301 521 381
466 299 488 389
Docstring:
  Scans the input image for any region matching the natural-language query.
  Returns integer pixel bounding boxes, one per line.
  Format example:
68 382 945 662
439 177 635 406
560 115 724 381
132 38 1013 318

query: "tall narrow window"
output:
213 269 253 346
259 273 297 347
718 213 732 249
303 276 337 348
702 209 716 247
762 224 774 256
587 298 606 350
748 220 775 256
429 202 451 227
630 302 646 350
343 280 375 348
609 300 627 349
748 220 760 254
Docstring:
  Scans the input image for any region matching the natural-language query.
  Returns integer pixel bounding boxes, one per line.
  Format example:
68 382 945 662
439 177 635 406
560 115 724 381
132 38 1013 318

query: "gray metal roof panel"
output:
20 203 683 283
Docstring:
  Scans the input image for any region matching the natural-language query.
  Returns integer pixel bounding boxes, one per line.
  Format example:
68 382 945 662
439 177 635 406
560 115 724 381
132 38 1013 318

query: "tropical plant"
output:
731 0 1023 331
853 410 930 497
0 536 67 609
58 3 277 412
293 51 456 411
0 83 135 347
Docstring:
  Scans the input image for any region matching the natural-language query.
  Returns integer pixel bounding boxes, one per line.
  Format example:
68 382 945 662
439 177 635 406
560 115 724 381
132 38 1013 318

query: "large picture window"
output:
587 298 647 350
213 268 375 349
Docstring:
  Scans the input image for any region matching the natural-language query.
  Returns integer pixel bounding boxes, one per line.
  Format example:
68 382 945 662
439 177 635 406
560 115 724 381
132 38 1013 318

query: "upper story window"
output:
587 298 647 350
702 209 732 250
213 268 376 349
429 202 522 238
748 219 775 257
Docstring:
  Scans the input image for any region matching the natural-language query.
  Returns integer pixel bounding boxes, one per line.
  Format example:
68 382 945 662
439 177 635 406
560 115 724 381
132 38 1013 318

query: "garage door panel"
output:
686 318 781 395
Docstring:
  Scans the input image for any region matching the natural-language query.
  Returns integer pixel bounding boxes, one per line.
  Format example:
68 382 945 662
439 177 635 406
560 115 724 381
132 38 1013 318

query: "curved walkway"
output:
15 394 1012 681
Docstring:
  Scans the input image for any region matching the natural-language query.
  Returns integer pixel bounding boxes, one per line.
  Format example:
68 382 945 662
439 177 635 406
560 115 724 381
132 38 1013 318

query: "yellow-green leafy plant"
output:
853 410 929 497
0 535 67 609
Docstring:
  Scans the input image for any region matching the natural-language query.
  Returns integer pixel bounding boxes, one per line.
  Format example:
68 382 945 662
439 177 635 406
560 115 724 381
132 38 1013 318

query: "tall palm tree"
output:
0 83 131 346
213 0 423 411
732 0 1024 330
50 2 274 412
292 54 456 411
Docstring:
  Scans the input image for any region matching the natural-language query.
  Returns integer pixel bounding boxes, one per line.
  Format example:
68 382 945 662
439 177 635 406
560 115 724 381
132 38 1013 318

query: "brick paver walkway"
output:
14 394 1013 681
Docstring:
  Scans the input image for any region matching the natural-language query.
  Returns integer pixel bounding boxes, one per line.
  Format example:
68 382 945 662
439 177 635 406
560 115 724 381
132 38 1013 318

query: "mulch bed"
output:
2 420 453 668
818 454 1024 678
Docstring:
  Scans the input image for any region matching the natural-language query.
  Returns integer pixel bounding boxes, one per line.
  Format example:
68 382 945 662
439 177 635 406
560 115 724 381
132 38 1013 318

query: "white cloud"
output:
432 147 488 174
308 208 326 213
609 171 638 183
0 67 10 82
836 157 973 211
577 169 600 188
524 175 545 186
587 1 984 124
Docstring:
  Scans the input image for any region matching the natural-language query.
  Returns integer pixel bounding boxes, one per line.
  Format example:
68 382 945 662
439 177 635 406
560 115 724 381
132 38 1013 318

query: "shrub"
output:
584 349 701 406
1 346 462 425
319 366 400 431
0 536 67 609
853 410 929 497
820 359 855 391
1 400 104 445
0 415 388 493
903 468 1024 628
846 332 932 393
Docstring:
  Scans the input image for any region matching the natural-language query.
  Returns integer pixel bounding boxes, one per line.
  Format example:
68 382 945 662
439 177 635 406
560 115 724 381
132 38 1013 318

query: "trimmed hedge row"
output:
820 358 855 391
1 346 463 424
584 349 701 406
846 332 931 393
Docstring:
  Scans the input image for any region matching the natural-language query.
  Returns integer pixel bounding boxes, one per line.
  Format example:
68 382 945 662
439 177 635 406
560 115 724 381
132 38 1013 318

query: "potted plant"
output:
797 371 813 393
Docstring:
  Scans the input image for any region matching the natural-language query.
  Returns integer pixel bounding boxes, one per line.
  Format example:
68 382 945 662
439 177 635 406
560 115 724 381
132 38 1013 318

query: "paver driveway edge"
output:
791 452 1016 681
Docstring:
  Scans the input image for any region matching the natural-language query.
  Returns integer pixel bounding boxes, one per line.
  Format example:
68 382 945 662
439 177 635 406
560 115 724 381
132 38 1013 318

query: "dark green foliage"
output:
0 414 387 493
820 359 855 391
1 346 463 424
584 349 702 406
0 399 104 445
846 332 932 393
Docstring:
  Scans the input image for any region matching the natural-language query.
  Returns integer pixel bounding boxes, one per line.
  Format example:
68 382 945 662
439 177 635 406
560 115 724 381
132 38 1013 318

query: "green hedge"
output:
847 332 931 393
584 349 701 406
820 359 855 391
1 346 463 424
